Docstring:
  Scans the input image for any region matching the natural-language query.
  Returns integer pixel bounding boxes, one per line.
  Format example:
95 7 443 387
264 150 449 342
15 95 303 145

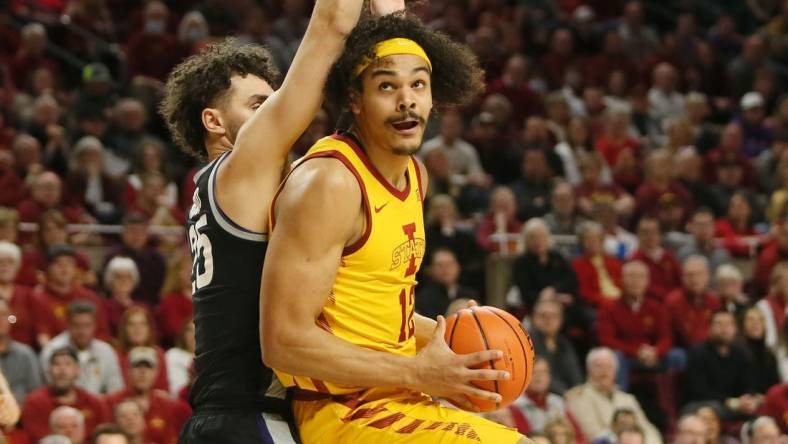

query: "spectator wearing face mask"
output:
125 1 182 83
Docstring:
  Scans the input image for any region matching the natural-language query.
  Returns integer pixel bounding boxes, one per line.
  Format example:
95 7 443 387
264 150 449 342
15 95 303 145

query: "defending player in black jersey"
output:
160 1 404 442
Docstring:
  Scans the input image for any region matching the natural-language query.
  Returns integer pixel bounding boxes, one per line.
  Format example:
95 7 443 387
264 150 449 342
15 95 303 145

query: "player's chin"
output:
391 143 422 156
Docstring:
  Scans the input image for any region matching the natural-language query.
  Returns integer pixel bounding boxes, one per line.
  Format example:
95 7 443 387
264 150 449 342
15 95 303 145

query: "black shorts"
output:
178 411 299 444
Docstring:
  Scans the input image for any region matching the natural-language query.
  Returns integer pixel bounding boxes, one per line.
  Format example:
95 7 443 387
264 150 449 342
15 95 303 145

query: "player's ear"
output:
349 90 362 116
202 108 226 136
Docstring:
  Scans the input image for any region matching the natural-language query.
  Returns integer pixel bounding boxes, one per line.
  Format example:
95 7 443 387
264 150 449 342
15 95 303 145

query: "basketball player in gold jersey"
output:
261 14 529 443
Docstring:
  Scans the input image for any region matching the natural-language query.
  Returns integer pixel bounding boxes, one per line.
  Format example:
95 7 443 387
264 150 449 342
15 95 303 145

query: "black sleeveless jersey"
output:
186 152 279 412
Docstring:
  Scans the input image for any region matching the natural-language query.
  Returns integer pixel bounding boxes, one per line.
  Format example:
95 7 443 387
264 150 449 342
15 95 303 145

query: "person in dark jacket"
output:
513 217 578 311
686 310 761 420
527 298 583 395
739 307 780 394
415 249 478 320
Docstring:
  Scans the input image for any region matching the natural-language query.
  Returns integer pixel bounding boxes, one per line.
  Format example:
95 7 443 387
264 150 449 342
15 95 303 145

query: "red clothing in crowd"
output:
665 289 721 347
0 168 23 207
16 248 91 287
571 255 623 307
21 386 109 442
115 347 170 393
475 215 523 253
507 392 587 443
5 285 35 346
105 389 191 444
125 33 183 82
634 182 693 218
754 241 788 296
484 79 543 127
597 298 672 357
764 383 788 434
179 168 198 215
103 298 151 336
629 249 682 301
714 218 758 257
31 285 111 340
156 292 192 345
594 136 641 168
16 199 85 224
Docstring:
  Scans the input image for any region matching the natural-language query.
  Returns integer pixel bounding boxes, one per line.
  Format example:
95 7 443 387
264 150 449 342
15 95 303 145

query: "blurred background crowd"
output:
1 0 788 443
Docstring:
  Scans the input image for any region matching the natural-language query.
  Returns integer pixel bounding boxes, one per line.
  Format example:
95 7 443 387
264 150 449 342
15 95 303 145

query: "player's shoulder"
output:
282 156 361 208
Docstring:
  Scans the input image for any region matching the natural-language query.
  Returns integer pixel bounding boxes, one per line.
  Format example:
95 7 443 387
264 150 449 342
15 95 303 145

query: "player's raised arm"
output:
221 0 405 187
260 158 507 409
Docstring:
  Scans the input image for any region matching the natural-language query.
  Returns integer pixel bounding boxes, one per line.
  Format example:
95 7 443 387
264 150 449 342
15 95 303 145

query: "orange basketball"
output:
444 305 535 412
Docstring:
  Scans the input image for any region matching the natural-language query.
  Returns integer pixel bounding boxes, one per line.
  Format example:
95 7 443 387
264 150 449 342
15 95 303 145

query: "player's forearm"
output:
263 325 418 390
414 313 437 350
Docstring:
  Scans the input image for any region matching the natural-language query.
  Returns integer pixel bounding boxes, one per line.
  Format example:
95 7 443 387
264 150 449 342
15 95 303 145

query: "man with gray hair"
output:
565 347 662 444
666 255 722 348
49 405 86 444
741 416 784 444
715 264 749 316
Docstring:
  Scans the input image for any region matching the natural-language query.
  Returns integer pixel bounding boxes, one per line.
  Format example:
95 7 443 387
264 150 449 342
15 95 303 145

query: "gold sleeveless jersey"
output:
271 133 426 394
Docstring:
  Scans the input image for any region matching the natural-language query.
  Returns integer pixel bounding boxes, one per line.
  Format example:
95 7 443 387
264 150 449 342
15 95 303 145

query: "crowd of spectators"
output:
1 0 788 443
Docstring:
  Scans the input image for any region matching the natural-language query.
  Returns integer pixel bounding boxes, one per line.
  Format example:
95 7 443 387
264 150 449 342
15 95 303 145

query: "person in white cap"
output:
737 91 772 158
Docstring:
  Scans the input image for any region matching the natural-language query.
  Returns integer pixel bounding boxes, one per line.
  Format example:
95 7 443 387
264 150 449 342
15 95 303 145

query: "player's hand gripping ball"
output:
444 305 535 412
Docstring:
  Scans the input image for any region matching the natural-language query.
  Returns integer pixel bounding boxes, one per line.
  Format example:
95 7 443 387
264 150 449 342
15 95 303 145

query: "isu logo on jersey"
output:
390 223 425 273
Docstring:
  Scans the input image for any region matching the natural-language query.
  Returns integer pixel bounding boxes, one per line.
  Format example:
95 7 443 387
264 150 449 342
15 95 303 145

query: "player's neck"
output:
205 138 233 162
351 129 411 190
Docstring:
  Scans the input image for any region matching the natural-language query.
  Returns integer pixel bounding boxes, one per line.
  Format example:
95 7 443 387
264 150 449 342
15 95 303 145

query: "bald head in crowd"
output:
49 406 85 444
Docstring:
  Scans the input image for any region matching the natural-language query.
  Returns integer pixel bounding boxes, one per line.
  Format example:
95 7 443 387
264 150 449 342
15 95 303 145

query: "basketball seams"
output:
487 308 531 398
447 309 463 349
469 307 500 410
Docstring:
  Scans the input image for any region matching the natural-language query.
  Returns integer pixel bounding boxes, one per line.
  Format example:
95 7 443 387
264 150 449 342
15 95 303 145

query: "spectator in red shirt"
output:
0 241 35 346
542 28 578 89
485 54 543 126
594 108 641 175
156 254 192 346
16 171 87 226
22 210 94 285
125 1 183 83
764 383 788 434
634 149 692 220
754 218 788 296
9 23 60 90
105 347 190 444
48 405 87 444
584 30 638 88
666 255 722 348
102 257 148 336
116 307 168 393
22 347 109 442
575 153 634 220
476 186 523 253
715 192 761 257
125 171 183 226
629 216 682 301
572 221 623 307
32 244 110 346
114 398 165 444
597 260 682 391
0 150 23 208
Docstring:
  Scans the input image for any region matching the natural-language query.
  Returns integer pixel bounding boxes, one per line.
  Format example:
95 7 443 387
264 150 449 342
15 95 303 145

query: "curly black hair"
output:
326 13 484 118
159 39 280 161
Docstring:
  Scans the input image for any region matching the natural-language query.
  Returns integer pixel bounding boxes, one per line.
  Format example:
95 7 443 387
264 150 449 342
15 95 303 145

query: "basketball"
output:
444 305 535 412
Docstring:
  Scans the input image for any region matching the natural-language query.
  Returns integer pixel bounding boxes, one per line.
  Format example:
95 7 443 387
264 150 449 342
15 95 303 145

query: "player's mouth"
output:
389 117 422 135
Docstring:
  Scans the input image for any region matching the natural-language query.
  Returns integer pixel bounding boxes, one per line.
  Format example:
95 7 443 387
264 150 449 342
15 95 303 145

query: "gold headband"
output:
353 38 432 77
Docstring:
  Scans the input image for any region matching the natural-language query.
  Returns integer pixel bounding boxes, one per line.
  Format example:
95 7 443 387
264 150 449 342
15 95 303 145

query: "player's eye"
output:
379 82 395 92
251 102 263 110
412 80 426 89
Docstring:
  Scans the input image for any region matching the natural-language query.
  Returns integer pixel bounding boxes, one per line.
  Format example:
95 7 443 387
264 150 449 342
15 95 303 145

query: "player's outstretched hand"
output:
408 315 510 412
370 0 406 15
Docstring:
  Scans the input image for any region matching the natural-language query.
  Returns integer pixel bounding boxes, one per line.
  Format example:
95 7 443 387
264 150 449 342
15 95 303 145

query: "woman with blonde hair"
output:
115 306 169 392
156 252 193 346
756 261 788 349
